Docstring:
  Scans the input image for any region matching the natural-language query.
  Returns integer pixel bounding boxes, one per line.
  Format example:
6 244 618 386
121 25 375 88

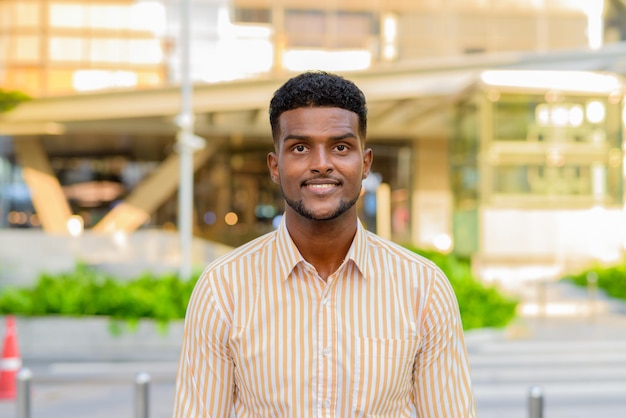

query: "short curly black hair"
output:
269 71 367 142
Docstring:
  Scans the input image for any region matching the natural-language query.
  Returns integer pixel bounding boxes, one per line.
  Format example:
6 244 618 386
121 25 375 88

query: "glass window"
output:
0 35 7 63
285 10 325 47
46 156 130 227
451 99 480 206
15 0 40 27
129 39 163 64
131 2 165 33
492 163 595 195
233 7 272 24
358 142 412 241
451 166 479 204
49 4 85 28
0 2 12 29
49 37 84 62
12 35 40 62
285 10 374 49
483 89 623 206
488 162 622 205
492 100 534 141
90 5 129 30
90 38 126 63
0 160 38 229
328 12 374 48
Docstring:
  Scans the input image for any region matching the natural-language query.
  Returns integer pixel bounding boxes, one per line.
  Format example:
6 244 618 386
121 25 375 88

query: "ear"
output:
267 152 280 184
362 148 373 179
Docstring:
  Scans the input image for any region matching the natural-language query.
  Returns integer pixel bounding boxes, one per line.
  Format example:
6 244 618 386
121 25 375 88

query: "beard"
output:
282 187 361 221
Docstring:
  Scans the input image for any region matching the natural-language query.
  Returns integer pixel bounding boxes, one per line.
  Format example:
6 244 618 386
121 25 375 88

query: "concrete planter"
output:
5 315 184 362
5 316 504 363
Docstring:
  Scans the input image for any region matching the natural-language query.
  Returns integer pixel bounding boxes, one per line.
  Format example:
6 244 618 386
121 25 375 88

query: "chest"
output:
226 270 423 415
229 266 422 342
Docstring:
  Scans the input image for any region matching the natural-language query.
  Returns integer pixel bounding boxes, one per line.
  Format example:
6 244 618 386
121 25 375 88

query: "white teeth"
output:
308 184 335 189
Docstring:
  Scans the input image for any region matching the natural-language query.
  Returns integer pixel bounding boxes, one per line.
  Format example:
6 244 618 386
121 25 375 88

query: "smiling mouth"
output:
302 180 341 194
306 183 337 190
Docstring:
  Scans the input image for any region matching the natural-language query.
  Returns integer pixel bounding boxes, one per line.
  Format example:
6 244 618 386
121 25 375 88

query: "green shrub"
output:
0 88 30 113
0 249 519 332
0 264 200 333
405 247 519 330
565 261 626 301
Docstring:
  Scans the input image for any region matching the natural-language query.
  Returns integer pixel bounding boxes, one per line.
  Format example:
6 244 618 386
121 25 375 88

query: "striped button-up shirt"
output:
173 218 476 417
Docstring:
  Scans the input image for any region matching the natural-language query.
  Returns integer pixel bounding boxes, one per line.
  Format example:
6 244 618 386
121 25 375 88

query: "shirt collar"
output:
347 220 370 280
275 216 305 281
275 215 370 281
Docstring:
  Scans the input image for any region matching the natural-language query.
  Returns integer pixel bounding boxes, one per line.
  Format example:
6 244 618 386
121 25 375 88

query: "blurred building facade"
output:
1 0 625 280
1 0 605 96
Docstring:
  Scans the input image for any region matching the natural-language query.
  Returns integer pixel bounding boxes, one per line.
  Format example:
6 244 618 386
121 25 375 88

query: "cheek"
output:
277 159 300 177
344 159 366 180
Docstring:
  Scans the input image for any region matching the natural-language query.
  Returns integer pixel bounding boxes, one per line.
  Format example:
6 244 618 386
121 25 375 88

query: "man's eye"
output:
336 144 346 151
295 145 306 152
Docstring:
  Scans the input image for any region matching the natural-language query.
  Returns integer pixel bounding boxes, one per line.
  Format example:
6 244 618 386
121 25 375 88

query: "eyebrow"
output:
283 132 358 142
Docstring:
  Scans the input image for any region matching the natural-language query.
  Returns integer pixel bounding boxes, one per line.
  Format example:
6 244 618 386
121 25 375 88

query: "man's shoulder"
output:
364 230 443 272
203 229 277 275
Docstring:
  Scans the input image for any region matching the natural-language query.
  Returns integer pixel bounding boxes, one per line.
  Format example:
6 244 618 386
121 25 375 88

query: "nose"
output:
310 146 333 174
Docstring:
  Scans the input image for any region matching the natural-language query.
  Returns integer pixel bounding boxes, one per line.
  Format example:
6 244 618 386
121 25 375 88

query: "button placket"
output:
317 285 334 416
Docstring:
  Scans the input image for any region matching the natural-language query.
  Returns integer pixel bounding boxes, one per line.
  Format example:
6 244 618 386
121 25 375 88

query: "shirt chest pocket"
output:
351 337 420 416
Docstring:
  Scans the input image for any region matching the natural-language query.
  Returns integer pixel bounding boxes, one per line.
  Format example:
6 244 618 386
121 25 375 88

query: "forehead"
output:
278 107 359 137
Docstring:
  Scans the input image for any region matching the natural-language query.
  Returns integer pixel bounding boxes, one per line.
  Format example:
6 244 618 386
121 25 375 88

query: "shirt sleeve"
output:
413 268 476 417
172 274 235 418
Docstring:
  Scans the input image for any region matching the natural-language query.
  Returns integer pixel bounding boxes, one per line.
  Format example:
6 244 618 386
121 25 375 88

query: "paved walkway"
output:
466 279 626 418
463 277 626 345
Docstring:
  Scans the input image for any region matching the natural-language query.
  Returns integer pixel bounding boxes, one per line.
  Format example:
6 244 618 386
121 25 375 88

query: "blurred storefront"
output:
1 0 625 280
453 69 626 279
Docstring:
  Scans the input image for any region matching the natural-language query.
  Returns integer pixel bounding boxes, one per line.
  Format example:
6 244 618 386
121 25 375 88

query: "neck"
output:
284 211 358 280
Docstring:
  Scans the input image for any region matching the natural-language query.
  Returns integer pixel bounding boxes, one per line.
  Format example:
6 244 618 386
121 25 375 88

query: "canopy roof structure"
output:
2 44 625 156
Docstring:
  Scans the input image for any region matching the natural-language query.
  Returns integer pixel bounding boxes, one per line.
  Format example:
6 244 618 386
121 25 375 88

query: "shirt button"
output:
322 297 329 306
322 347 331 357
323 399 331 408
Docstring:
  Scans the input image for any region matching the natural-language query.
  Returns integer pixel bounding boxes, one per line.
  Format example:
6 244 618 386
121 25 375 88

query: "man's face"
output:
267 106 372 221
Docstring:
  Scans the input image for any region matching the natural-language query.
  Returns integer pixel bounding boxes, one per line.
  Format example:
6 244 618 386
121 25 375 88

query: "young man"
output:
173 71 476 417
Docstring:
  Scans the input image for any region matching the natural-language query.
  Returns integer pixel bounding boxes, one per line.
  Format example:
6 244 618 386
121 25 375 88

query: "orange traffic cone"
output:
0 316 22 400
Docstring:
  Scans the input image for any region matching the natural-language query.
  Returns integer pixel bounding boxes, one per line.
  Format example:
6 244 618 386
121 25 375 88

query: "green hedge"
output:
0 88 30 113
407 248 519 330
0 249 518 332
0 264 198 332
564 261 626 301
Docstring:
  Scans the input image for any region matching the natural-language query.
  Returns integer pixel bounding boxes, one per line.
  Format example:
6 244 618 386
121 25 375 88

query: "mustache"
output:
301 176 342 186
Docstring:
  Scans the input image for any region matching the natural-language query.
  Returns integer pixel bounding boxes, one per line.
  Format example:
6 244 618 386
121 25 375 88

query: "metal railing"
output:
14 367 545 418
15 367 152 418
528 385 544 418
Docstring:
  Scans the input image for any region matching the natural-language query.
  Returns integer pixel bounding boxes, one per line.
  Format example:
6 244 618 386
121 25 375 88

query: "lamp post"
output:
177 0 205 280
